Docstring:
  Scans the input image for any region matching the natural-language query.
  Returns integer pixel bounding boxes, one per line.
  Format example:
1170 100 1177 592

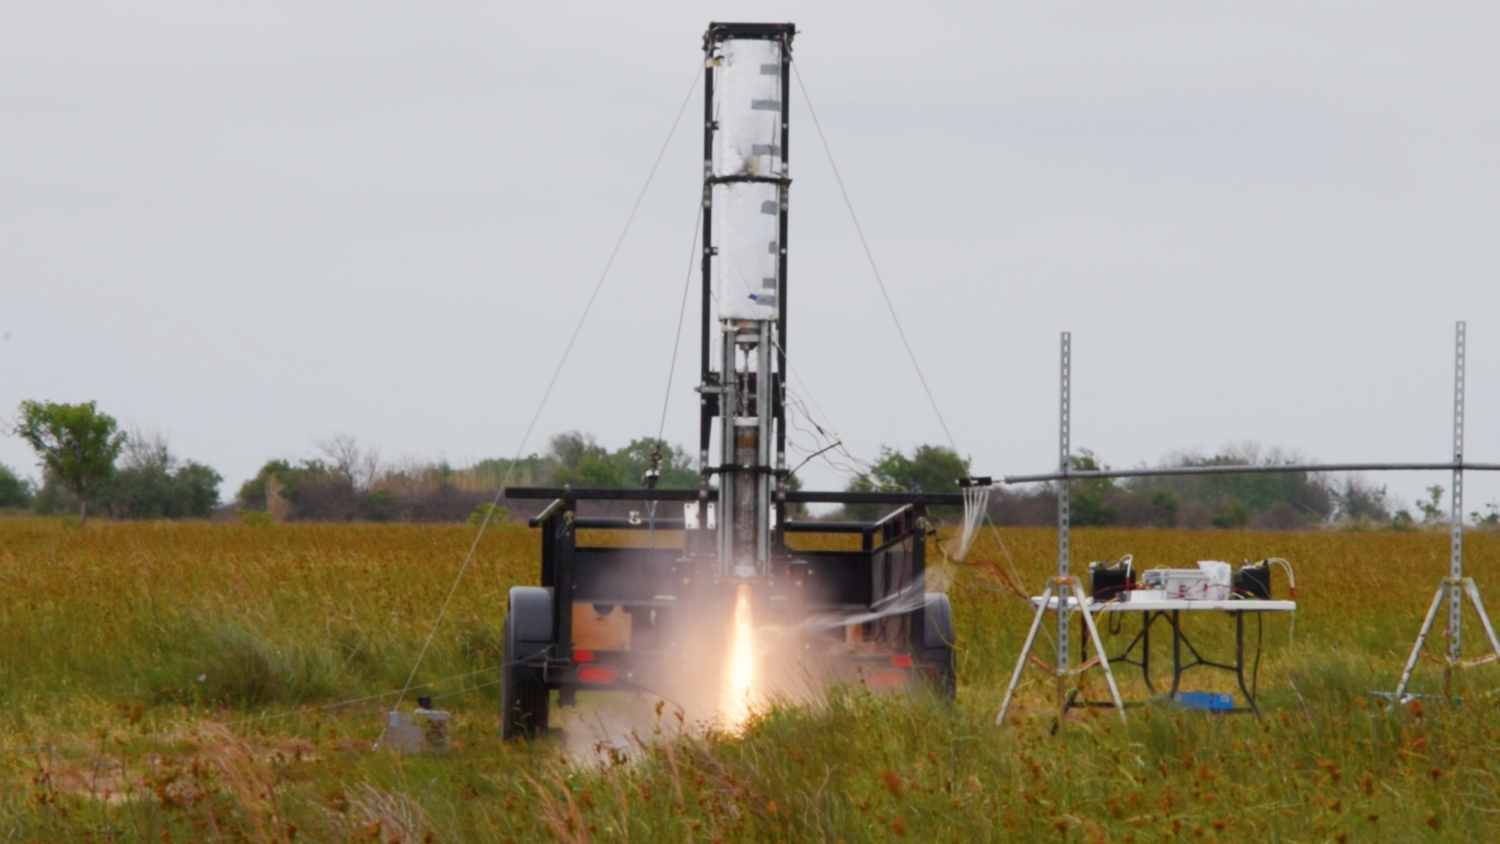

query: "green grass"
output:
3 518 1499 841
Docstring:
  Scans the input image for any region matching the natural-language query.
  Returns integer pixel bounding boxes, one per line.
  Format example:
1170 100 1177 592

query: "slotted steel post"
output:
1449 321 1466 664
1056 332 1072 714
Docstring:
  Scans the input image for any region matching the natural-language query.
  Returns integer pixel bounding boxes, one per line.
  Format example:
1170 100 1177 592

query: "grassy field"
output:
2 517 1499 842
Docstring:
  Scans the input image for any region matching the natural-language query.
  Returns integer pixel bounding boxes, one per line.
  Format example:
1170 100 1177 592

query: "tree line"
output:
4 400 1495 528
4 401 221 524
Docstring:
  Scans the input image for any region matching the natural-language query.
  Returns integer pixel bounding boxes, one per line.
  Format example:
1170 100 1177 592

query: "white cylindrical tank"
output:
713 37 782 322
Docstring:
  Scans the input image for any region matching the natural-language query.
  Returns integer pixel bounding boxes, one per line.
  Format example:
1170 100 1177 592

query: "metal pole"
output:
1056 332 1072 710
698 42 716 488
1449 321 1466 662
773 34 792 546
1002 461 1500 485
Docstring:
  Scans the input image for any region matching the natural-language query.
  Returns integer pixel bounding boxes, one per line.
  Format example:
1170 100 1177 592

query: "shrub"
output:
1210 497 1251 529
468 503 508 528
0 464 30 508
1149 489 1180 527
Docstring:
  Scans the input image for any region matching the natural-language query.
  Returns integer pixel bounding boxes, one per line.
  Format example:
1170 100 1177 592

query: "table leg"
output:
1234 611 1260 716
1141 612 1154 695
1169 610 1183 697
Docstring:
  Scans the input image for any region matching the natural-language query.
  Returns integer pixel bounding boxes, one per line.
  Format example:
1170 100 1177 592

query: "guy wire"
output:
380 64 705 743
654 200 704 455
790 58 959 456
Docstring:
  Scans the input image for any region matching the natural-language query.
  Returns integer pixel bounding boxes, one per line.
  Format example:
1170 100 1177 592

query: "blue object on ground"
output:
1176 691 1234 710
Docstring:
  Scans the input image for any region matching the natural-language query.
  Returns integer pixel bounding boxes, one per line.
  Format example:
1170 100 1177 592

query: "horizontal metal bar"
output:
571 518 688 530
1003 462 1500 485
706 174 791 186
783 520 876 534
782 490 961 505
506 487 964 505
505 487 705 501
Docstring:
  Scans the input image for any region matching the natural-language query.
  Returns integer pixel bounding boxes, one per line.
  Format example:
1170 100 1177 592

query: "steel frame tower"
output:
699 23 795 578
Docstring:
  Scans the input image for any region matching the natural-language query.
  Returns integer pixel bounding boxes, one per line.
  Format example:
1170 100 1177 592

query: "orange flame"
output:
720 581 758 732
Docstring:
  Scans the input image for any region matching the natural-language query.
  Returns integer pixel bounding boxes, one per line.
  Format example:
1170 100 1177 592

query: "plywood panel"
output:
571 604 632 651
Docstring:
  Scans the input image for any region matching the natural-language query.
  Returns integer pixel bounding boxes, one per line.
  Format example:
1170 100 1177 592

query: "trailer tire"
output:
922 592 956 699
502 586 552 740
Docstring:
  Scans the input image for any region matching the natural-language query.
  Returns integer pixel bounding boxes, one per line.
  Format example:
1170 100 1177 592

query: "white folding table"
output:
1030 595 1297 714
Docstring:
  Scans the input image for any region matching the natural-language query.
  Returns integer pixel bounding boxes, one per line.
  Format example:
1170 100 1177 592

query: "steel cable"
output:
380 64 705 744
790 58 959 455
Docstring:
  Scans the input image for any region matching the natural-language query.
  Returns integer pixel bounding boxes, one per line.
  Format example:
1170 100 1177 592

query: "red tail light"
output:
572 649 595 663
890 654 913 668
577 665 616 683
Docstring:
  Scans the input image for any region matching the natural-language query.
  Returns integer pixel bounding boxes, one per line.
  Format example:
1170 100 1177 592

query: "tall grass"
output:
2 517 1498 841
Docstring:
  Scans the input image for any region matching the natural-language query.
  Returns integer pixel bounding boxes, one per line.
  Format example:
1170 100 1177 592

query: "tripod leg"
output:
1394 584 1447 700
1463 579 1500 662
997 586 1051 725
1078 604 1127 724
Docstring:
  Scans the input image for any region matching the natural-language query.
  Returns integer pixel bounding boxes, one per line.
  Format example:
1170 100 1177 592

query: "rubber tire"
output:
501 588 552 740
922 592 957 699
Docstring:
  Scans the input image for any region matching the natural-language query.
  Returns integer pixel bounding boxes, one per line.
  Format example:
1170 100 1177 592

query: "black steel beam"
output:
505 486 964 506
782 490 964 506
706 22 796 42
506 487 704 501
698 40 715 477
572 517 688 530
774 29 791 521
784 520 877 534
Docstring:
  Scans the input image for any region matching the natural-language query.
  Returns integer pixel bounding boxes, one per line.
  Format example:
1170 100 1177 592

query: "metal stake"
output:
1056 332 1071 717
1389 322 1500 700
1449 321 1466 666
996 332 1124 728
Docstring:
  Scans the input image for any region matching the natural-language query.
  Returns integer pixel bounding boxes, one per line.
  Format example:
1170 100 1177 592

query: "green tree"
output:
1192 450 1332 523
12 400 126 524
1417 485 1445 524
846 444 969 520
1211 496 1251 529
237 459 295 510
1472 502 1499 529
172 462 224 517
469 454 547 488
0 463 31 508
1067 449 1117 527
1331 476 1390 523
611 438 698 488
1149 489 1180 527
547 431 630 488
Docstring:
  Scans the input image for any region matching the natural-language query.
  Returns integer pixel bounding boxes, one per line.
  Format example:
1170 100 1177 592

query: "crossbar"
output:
1003 462 1500 485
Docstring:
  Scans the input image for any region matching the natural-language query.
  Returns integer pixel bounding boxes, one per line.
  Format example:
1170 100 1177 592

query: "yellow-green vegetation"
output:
2 517 1499 841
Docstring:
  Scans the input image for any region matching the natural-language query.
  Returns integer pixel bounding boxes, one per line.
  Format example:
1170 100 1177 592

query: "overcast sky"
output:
2 2 1497 518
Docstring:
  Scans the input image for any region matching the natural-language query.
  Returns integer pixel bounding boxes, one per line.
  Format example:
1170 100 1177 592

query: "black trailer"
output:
499 22 958 738
499 487 959 738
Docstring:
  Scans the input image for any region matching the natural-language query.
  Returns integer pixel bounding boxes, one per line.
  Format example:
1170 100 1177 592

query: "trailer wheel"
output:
922 592 956 699
502 586 552 740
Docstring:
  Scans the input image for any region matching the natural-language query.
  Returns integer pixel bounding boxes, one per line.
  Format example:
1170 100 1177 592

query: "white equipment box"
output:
1139 561 1232 601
